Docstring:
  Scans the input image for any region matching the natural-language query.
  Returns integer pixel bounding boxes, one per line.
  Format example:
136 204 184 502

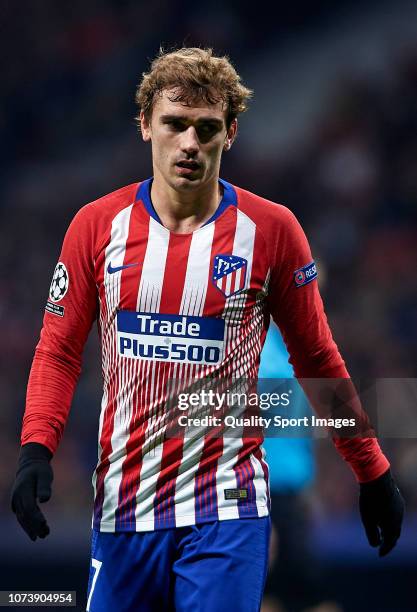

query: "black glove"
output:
11 442 53 541
359 468 404 557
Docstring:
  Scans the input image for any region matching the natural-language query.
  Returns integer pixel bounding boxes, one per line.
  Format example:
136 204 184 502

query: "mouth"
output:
175 160 201 175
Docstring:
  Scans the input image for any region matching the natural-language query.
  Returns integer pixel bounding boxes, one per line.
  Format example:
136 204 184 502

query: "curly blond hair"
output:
136 47 253 128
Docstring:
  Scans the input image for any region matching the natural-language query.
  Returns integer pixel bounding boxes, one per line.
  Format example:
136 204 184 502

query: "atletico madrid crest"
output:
212 254 247 297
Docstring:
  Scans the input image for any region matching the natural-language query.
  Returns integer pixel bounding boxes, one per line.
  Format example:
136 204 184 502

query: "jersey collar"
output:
135 177 237 228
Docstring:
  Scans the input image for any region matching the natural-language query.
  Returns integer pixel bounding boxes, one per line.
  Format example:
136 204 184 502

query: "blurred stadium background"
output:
1 0 416 610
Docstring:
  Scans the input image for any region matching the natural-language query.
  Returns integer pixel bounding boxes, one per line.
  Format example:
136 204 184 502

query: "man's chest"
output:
94 211 271 364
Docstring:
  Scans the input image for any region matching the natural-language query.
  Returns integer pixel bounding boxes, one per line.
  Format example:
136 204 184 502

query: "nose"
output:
180 126 199 156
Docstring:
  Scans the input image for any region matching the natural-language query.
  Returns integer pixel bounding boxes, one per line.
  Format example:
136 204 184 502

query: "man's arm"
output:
11 204 98 539
267 206 404 555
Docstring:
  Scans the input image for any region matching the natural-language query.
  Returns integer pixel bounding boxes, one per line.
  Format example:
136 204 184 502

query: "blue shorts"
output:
86 517 271 612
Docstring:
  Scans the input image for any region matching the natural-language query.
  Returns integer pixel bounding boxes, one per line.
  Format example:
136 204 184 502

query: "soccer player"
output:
11 48 404 612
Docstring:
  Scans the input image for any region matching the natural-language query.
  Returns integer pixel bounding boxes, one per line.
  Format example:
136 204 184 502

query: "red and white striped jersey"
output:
22 178 389 532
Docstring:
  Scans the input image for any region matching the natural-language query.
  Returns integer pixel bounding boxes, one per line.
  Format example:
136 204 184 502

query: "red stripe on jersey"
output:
153 233 193 527
93 394 118 526
159 234 193 313
153 425 185 528
119 203 150 310
194 209 238 519
249 224 269 313
203 207 237 316
114 360 148 530
229 270 238 295
195 434 224 520
234 445 256 518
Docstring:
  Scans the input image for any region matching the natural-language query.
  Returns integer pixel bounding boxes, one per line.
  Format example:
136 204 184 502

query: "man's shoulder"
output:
66 182 141 245
232 183 298 230
81 182 139 218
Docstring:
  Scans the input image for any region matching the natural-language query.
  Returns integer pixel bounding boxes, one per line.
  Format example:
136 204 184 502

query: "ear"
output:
224 118 238 151
140 111 152 142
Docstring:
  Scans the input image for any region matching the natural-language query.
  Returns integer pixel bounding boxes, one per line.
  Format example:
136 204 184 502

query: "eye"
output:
197 124 220 141
168 120 186 131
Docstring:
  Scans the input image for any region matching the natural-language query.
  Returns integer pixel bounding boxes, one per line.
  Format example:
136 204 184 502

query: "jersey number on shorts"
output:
86 558 102 611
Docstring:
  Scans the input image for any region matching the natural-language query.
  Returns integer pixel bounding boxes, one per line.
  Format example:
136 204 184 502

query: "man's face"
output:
140 88 237 192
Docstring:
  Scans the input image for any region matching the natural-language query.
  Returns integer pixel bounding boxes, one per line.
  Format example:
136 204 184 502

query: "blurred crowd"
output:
0 0 416 573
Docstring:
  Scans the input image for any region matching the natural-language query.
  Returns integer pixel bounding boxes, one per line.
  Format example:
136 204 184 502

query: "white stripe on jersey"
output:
137 218 169 312
171 223 216 526
126 216 170 527
132 221 171 527
249 450 269 516
224 271 232 297
234 267 242 293
180 224 214 317
99 204 134 531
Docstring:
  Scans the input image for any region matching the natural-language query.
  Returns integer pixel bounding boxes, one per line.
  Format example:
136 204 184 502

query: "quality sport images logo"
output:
117 311 225 365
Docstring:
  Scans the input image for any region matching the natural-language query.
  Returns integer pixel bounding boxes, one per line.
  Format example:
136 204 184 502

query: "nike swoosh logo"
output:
107 262 139 274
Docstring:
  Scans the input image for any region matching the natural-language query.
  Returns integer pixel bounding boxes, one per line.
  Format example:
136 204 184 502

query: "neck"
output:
150 170 222 233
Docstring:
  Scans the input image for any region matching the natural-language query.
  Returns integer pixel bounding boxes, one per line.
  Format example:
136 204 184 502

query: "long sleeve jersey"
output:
22 178 389 532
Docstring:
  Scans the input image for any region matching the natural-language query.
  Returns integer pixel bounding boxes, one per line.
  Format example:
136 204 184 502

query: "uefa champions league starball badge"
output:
49 262 69 302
